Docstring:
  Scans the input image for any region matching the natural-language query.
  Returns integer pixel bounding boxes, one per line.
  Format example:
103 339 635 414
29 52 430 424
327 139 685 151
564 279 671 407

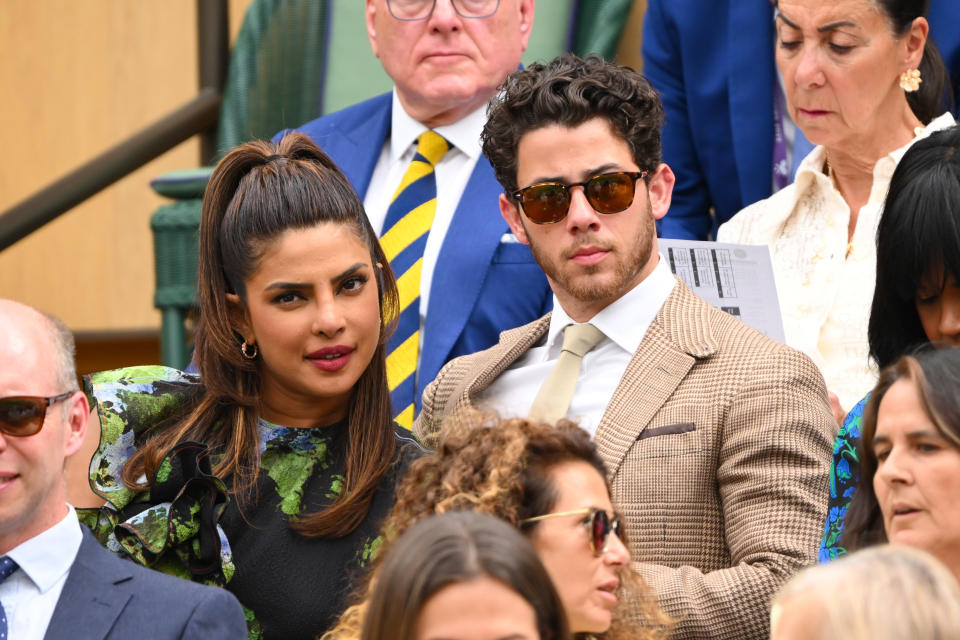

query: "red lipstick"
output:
306 345 354 372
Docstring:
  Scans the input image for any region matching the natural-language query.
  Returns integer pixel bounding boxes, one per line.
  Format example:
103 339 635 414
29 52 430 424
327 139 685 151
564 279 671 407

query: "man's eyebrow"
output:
525 163 625 186
582 163 623 179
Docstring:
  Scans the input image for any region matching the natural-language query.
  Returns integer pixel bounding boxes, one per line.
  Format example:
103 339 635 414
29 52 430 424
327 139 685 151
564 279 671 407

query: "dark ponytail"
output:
124 133 401 538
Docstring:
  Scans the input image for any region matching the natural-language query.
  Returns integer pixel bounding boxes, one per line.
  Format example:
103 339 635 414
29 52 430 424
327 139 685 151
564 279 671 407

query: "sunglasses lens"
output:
590 509 611 554
520 183 570 224
0 398 45 436
587 172 636 213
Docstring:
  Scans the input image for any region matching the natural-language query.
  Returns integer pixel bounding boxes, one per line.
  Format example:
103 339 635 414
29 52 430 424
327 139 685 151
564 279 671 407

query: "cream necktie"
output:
528 323 606 424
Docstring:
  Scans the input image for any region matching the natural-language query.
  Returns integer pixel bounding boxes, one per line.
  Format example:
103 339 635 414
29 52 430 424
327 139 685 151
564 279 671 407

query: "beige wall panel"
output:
0 1 202 332
229 0 255 44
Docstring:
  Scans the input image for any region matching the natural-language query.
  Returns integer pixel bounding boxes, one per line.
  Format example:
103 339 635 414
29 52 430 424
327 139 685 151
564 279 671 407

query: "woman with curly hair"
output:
328 413 670 640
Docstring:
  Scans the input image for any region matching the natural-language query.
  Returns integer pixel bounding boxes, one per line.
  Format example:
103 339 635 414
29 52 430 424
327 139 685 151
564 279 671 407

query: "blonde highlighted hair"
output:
772 545 960 639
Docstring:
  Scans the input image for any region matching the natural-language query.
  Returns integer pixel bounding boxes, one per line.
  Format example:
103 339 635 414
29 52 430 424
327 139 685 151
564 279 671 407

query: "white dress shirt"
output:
364 91 486 322
1 505 83 639
718 112 956 410
479 256 677 436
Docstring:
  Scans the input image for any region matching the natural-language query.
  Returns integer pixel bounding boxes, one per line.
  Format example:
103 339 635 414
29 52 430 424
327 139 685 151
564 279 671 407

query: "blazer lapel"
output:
452 314 552 414
45 530 132 640
324 93 392 198
420 155 510 394
594 281 717 479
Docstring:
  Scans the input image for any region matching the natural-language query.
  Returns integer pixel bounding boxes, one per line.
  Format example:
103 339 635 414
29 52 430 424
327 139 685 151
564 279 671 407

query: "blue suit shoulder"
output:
275 92 392 143
45 527 248 640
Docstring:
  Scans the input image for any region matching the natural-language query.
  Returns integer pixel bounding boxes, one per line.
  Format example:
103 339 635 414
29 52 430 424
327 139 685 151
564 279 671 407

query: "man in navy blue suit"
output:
282 0 551 423
644 0 960 241
0 299 247 639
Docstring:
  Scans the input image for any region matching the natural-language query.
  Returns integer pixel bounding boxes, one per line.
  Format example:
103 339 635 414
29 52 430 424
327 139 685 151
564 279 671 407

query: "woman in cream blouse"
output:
718 0 955 419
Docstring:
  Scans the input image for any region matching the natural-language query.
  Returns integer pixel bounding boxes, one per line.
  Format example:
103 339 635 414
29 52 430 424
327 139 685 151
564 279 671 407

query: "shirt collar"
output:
6 505 82 594
389 90 485 162
546 254 676 356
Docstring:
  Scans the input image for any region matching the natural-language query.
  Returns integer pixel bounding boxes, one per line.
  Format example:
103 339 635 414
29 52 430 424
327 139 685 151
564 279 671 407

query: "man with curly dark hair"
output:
414 54 835 640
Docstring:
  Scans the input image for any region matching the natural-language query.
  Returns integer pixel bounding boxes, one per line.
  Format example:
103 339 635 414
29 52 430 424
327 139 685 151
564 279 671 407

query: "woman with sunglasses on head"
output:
325 412 670 640
362 511 570 640
718 0 955 424
66 133 423 639
819 124 960 560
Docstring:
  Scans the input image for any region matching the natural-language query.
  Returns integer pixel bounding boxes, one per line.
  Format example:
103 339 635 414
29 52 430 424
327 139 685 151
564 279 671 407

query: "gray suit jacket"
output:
44 527 247 639
415 280 835 639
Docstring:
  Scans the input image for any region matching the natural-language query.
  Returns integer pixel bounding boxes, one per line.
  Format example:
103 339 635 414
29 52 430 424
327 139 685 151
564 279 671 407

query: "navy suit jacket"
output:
284 93 553 406
44 527 247 640
644 0 960 241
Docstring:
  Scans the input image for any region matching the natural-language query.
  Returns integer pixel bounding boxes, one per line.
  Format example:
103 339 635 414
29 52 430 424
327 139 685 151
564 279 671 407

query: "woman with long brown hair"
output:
842 347 960 582
329 413 671 640
70 133 422 639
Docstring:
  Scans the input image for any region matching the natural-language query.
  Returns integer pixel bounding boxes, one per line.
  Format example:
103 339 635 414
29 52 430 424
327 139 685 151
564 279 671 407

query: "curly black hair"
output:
481 53 665 195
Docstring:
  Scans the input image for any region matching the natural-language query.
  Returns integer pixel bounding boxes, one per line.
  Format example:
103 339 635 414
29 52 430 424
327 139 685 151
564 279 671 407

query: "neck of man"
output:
395 90 492 130
0 500 70 555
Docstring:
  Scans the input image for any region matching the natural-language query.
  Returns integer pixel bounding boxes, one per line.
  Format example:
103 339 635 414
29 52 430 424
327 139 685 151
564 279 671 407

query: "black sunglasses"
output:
510 171 648 225
522 507 623 556
0 391 76 437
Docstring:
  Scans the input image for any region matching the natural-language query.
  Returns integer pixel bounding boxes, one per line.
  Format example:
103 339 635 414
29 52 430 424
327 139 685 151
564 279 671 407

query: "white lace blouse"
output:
717 113 956 410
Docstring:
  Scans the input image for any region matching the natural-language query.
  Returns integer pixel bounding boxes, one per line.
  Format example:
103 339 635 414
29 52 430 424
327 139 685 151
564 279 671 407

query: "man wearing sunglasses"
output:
0 299 246 639
279 0 551 428
414 55 834 639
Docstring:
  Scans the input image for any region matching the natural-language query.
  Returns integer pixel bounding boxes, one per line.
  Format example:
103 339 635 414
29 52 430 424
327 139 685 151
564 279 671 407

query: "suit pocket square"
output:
636 422 697 440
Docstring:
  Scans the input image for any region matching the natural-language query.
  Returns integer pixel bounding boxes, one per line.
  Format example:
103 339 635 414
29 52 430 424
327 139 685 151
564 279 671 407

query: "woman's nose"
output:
312 299 345 337
876 447 912 486
603 529 630 566
793 45 826 89
937 289 960 343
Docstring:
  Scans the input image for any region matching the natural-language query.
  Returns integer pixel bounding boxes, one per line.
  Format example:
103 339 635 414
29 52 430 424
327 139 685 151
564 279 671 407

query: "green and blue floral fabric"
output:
819 393 869 562
79 366 422 640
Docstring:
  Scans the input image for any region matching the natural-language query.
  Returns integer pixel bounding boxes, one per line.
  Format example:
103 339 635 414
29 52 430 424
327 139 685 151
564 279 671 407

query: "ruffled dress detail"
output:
78 365 423 640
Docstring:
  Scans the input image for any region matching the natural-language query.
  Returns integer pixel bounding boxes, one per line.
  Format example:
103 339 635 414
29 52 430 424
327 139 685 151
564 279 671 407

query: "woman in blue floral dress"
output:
820 125 960 560
72 133 422 639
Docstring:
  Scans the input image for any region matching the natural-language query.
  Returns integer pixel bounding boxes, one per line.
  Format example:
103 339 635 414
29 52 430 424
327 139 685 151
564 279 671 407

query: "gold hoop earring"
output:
900 68 922 93
241 341 258 359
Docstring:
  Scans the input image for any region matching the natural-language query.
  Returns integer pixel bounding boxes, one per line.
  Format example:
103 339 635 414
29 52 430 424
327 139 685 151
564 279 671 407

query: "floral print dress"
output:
819 394 868 562
78 366 422 639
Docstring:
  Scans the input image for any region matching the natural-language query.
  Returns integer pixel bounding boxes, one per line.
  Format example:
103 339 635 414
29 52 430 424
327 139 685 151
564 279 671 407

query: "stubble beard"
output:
525 208 656 307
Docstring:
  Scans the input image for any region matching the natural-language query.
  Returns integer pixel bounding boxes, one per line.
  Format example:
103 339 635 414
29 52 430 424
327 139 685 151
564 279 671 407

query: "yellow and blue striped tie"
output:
380 131 450 428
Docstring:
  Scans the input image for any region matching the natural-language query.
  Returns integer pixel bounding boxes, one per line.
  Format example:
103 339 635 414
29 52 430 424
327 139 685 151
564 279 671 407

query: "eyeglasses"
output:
0 391 75 437
387 0 500 21
510 171 647 225
522 507 623 556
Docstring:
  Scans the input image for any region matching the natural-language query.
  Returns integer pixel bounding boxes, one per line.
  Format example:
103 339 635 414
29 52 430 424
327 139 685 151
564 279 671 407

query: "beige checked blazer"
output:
414 280 834 640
